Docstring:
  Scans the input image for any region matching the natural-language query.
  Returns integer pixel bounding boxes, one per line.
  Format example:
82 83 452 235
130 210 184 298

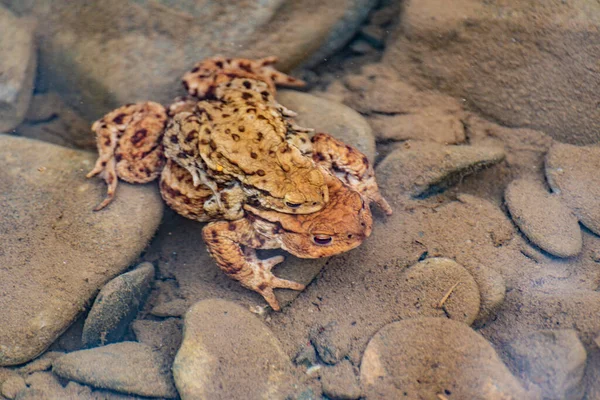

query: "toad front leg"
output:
311 133 393 215
87 102 168 210
202 219 305 311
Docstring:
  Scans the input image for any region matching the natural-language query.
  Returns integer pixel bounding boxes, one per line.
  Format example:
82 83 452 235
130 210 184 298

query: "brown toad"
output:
88 56 328 216
160 159 373 310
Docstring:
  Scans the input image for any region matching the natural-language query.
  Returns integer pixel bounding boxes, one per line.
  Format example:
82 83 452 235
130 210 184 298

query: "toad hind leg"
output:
87 102 168 210
311 133 393 215
202 219 305 311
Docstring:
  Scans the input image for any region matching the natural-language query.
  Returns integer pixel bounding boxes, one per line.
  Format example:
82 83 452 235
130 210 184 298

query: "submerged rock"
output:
53 342 177 398
360 317 536 399
0 6 36 132
0 135 163 366
505 330 586 400
320 360 361 400
173 299 299 400
82 262 155 347
396 258 480 325
545 143 600 236
505 178 582 258
376 141 505 203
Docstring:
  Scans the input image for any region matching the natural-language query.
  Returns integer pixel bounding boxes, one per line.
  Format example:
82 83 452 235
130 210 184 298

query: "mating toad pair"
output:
88 56 392 310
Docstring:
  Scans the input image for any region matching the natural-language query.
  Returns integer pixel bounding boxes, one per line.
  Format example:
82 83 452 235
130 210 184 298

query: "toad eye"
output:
312 234 333 246
285 201 302 209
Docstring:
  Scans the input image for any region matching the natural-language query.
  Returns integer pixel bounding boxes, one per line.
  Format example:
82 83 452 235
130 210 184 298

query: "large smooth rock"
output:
3 0 375 121
505 178 582 258
0 134 163 365
53 342 177 398
505 330 586 400
360 318 536 399
278 90 376 161
0 6 36 132
545 143 600 235
385 0 600 145
82 262 155 347
173 299 299 400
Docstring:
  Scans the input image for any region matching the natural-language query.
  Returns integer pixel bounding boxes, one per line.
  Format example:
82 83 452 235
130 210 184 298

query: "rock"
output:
149 298 189 318
0 7 36 132
505 330 586 400
396 258 480 325
320 360 361 400
545 143 600 235
463 263 506 328
309 322 351 365
173 299 299 400
277 90 376 161
385 0 600 145
294 343 318 369
15 92 95 150
82 262 155 347
53 342 177 398
376 141 505 203
301 0 377 67
369 107 466 144
1 375 26 399
131 318 183 363
3 1 375 121
360 317 535 399
0 134 163 366
505 178 582 258
14 372 65 400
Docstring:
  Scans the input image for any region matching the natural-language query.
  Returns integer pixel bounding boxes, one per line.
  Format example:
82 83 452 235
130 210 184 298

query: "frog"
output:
87 56 329 215
160 159 373 311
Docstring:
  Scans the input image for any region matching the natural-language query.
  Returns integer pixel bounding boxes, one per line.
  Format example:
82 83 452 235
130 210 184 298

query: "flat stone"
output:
0 7 36 132
82 262 155 347
131 318 183 363
376 141 505 203
173 299 299 400
463 263 506 328
385 0 600 145
4 1 375 121
360 317 535 399
369 107 465 144
396 258 480 325
505 178 582 258
309 322 352 365
545 143 600 235
0 134 163 366
1 375 26 399
320 360 361 400
505 330 586 400
53 342 177 398
277 90 376 161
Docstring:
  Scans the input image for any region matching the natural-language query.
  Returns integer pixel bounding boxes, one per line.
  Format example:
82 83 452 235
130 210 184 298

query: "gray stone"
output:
0 134 163 366
385 0 600 145
82 262 155 347
360 318 536 399
173 299 299 400
396 258 480 326
545 143 600 236
1 375 26 399
505 178 582 258
506 330 586 400
0 7 36 132
2 1 377 121
53 342 177 398
277 90 376 161
131 318 183 363
309 322 351 365
376 141 505 204
320 360 361 400
464 263 506 328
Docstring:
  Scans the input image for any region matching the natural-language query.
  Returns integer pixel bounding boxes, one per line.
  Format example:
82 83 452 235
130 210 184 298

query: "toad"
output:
160 159 373 310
